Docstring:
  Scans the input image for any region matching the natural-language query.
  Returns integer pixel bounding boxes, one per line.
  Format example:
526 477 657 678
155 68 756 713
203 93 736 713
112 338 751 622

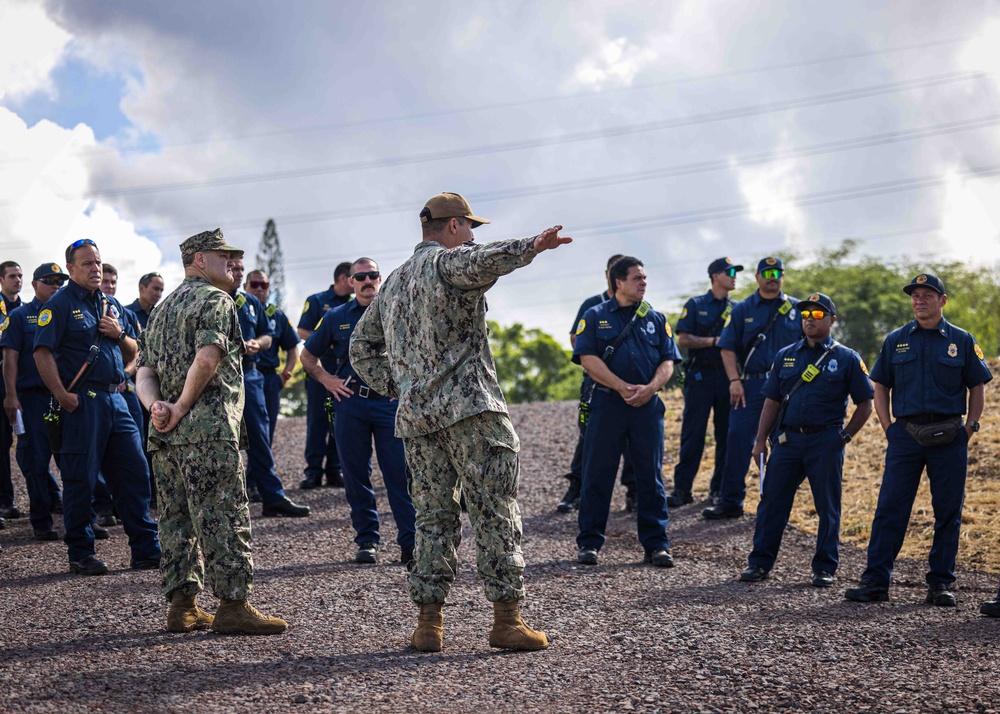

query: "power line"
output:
1 70 984 206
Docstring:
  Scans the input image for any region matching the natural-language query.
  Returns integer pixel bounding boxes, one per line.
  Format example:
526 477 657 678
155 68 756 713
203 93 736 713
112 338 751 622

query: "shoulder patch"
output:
664 322 673 337
575 319 586 335
315 317 323 330
724 314 732 327
37 309 52 327
0 317 8 332
0 302 5 316
859 358 869 375
302 300 310 314
974 343 985 360
680 307 688 319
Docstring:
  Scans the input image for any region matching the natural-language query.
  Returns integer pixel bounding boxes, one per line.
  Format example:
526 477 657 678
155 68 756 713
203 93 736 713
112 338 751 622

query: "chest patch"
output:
646 321 655 334
895 342 909 353
339 323 352 330
827 359 838 373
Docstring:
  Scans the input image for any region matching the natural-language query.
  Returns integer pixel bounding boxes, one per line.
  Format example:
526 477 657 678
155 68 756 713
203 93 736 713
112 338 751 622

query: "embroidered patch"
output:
646 321 655 334
765 257 777 266
947 343 958 358
788 309 796 321
915 274 927 284
827 359 838 373
315 318 324 330
38 309 52 327
664 322 673 337
860 358 869 375
51 264 61 273
974 343 984 360
576 319 586 335
808 293 820 302
680 307 688 319
302 300 310 314
0 317 8 332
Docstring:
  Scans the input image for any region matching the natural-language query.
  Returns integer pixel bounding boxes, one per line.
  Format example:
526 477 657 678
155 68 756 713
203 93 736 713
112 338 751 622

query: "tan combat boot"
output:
488 600 548 651
211 599 287 635
410 603 444 652
166 590 215 632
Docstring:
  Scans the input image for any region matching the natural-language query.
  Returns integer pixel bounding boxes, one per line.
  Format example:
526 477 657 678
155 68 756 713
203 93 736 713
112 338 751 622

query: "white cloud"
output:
958 19 1000 91
733 143 807 245
571 37 660 90
939 170 1000 263
0 0 71 100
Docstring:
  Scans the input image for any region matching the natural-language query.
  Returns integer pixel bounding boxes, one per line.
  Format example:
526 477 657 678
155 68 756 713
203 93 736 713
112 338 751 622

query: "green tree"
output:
255 219 286 310
488 321 582 403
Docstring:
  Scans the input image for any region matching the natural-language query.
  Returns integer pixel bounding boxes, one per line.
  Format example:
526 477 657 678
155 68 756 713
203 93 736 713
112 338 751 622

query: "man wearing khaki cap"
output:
350 192 571 652
136 228 287 635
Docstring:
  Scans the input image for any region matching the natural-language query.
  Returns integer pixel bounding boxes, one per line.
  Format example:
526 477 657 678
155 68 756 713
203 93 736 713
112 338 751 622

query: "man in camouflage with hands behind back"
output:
136 229 286 636
350 192 571 652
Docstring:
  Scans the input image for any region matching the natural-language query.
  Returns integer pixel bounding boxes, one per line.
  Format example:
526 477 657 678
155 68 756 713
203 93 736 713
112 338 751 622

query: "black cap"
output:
757 256 784 273
799 292 836 317
707 257 744 276
33 263 68 282
902 273 945 296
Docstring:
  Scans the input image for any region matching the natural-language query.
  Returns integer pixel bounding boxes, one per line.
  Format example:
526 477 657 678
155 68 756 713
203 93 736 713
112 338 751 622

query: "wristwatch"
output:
841 430 852 444
967 421 981 433
116 330 127 343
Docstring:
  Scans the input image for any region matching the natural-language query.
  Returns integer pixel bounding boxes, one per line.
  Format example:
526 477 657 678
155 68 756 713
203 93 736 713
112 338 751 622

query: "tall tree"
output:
255 219 286 309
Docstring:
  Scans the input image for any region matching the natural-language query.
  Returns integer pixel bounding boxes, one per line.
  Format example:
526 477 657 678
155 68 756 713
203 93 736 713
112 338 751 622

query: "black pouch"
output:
44 401 63 455
904 417 963 447
578 400 590 429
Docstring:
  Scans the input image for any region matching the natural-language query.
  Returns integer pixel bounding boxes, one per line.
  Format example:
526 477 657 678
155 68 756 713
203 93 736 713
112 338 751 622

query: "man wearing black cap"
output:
1 263 68 539
704 257 802 520
846 273 991 606
739 293 873 586
668 257 742 507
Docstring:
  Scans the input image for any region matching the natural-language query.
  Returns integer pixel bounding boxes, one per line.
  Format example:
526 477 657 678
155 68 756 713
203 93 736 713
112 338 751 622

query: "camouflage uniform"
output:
350 236 539 603
138 272 253 602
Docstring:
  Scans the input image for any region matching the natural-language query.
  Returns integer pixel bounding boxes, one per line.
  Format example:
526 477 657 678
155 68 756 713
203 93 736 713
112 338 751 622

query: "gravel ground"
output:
1 400 999 713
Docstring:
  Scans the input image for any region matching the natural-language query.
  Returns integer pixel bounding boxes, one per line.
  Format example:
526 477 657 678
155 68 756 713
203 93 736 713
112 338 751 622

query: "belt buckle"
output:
358 385 370 398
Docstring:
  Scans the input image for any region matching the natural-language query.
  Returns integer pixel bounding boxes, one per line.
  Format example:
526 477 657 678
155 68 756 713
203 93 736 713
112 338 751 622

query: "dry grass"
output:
663 358 1000 574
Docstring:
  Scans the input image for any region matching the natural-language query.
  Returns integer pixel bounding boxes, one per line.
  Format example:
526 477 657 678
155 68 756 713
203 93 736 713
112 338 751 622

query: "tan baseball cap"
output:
419 192 491 228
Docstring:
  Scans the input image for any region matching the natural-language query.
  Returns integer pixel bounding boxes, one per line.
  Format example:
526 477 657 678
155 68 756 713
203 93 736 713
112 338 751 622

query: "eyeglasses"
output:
760 268 783 280
801 310 829 320
40 277 66 286
352 271 380 282
69 238 97 250
724 268 738 278
249 280 269 289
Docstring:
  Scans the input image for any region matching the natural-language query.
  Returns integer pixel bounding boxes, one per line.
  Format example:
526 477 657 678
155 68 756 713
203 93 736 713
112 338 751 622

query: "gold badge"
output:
765 257 777 266
302 300 310 314
948 343 957 357
725 257 732 264
915 274 927 284
974 343 984 360
576 319 586 335
51 264 61 273
38 309 53 327
808 293 820 302
859 358 869 375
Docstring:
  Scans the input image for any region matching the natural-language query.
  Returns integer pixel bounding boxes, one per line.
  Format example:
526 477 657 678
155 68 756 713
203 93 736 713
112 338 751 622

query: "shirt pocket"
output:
934 355 965 394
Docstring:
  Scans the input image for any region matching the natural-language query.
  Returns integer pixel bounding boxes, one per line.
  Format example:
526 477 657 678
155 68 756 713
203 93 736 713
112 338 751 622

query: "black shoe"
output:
557 479 581 513
980 598 1000 617
261 497 310 518
91 523 111 540
666 489 693 508
247 487 262 503
0 516 5 530
702 504 744 520
706 490 720 507
96 513 118 528
401 545 415 570
299 474 323 490
643 548 675 568
33 528 59 541
812 570 835 588
740 565 770 582
625 487 636 513
925 583 956 607
325 470 344 488
50 496 63 514
577 547 599 565
0 505 24 519
845 578 889 602
355 543 378 564
70 555 109 576
130 556 161 570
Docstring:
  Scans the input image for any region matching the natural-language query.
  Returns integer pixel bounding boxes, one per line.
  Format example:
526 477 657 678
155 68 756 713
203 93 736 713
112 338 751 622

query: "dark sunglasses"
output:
352 271 380 282
724 268 738 278
760 268 783 280
248 280 269 289
69 238 97 250
40 277 66 286
801 310 828 320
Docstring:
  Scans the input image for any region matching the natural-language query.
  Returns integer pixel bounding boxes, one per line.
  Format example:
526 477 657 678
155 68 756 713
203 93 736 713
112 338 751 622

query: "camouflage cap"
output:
179 228 244 263
419 192 491 228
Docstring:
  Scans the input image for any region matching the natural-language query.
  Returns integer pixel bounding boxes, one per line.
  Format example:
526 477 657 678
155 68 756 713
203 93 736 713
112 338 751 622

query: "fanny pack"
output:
904 416 963 447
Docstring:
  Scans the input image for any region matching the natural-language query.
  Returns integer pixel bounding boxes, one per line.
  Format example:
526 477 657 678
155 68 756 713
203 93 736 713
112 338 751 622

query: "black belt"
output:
259 366 277 375
690 362 725 371
83 381 119 393
743 372 768 380
899 413 961 426
784 424 840 435
355 384 384 400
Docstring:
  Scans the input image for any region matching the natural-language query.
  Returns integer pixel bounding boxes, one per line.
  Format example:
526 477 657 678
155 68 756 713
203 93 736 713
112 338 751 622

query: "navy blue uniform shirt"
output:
0 297 49 391
231 291 271 365
303 300 369 386
298 286 351 372
258 304 299 370
570 291 607 335
0 294 22 394
675 291 733 367
33 281 135 386
125 299 151 331
869 317 992 417
572 298 682 385
718 291 802 375
762 337 874 428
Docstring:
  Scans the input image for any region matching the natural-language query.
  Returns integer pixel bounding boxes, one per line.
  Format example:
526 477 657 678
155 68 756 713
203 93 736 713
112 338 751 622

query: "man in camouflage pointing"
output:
350 192 571 652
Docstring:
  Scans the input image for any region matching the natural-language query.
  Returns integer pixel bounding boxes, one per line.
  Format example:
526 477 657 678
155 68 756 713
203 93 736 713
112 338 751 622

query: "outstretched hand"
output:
533 226 573 252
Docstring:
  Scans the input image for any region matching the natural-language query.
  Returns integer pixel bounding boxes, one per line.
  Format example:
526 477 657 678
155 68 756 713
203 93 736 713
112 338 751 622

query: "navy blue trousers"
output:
304 376 340 478
262 370 283 445
748 428 843 574
243 369 287 503
577 389 669 552
862 421 969 586
718 377 767 509
672 367 730 493
15 389 61 532
59 389 159 563
0 394 13 508
334 394 415 548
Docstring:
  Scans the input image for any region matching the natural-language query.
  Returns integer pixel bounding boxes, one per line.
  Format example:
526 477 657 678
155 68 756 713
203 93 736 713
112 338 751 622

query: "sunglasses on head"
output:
352 271 380 282
141 272 162 282
70 238 97 250
248 280 269 289
760 268 783 280
40 276 66 286
801 310 828 320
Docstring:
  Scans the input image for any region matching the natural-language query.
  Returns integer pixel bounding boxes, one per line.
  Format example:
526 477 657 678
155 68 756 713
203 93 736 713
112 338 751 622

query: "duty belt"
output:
84 381 119 393
356 384 384 400
259 366 277 375
783 424 839 435
899 413 961 426
742 372 768 380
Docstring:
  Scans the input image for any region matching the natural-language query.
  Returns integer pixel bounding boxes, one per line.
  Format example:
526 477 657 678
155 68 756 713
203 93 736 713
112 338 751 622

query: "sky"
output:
2 0 1000 347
